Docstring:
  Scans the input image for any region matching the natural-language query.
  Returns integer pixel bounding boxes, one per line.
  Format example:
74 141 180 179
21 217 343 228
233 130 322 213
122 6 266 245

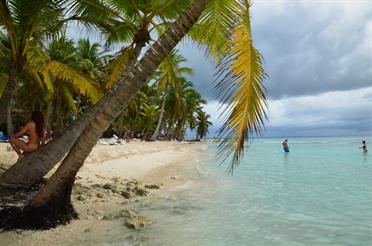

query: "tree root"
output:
0 202 78 230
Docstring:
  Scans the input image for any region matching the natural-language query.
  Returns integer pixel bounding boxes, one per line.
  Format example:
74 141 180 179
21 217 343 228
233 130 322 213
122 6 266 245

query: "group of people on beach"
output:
282 139 368 153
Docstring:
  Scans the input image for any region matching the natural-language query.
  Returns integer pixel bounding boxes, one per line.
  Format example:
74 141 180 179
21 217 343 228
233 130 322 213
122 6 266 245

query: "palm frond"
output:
188 0 242 62
44 60 103 102
104 46 132 89
216 2 268 174
42 69 54 100
60 83 78 113
23 64 43 89
148 0 192 20
0 0 18 59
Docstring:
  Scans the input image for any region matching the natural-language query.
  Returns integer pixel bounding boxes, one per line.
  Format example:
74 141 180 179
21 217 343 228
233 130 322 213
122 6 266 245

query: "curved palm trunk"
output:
0 66 17 136
7 0 210 229
0 43 145 189
151 84 169 140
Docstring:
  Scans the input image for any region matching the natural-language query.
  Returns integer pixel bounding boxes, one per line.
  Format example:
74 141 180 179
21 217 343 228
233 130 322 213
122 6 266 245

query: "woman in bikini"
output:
10 111 46 159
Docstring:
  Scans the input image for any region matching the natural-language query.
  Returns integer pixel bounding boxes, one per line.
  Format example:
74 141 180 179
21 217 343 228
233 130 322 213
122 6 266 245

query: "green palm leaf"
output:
188 0 242 61
44 60 103 102
104 46 132 89
216 1 268 173
60 83 78 113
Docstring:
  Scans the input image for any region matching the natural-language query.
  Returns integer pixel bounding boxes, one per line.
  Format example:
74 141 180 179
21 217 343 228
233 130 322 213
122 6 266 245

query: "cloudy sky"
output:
68 0 372 137
177 0 372 137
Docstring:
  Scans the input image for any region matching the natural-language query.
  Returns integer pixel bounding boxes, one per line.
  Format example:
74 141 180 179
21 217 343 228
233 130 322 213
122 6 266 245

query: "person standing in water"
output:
10 111 46 159
360 140 368 153
283 139 290 153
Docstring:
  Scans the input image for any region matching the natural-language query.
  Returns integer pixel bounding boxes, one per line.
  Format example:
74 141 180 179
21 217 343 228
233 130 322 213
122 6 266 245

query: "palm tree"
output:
0 0 197 188
196 111 212 140
139 103 160 134
1 0 266 219
151 50 192 140
11 35 103 130
111 84 153 134
40 36 103 129
0 0 66 135
0 0 212 229
96 0 193 89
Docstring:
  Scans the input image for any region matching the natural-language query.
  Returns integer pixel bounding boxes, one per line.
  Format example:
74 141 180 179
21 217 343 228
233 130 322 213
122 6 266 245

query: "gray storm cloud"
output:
179 0 372 101
66 0 372 137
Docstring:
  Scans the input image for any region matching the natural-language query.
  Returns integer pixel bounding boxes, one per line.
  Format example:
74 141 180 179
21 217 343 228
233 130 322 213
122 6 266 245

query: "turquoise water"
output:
139 137 372 245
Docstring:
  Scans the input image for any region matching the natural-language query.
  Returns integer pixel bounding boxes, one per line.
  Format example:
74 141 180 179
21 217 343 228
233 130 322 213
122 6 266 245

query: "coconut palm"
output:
13 35 103 129
196 111 212 140
139 103 160 134
40 36 103 129
111 83 153 134
0 0 66 135
0 0 211 229
165 78 206 139
1 0 265 188
151 50 193 139
0 0 267 228
92 0 193 89
0 0 198 188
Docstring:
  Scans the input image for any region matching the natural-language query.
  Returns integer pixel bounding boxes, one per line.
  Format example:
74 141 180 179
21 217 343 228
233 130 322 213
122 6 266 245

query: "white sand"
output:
0 140 206 245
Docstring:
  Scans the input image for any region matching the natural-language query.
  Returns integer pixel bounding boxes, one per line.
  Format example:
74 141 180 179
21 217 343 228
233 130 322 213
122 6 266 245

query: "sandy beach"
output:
0 140 208 245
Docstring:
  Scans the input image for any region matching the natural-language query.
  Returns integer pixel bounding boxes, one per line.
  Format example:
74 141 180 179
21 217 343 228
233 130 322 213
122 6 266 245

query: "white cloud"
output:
204 87 372 137
266 87 372 129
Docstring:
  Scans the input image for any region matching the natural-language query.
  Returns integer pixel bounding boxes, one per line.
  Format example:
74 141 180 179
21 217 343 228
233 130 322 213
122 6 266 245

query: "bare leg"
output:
10 137 38 159
10 137 22 157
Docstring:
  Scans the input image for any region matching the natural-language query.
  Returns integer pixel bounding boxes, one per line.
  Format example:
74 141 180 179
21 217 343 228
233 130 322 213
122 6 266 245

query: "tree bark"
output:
30 0 210 218
0 66 17 136
151 84 169 140
0 43 146 189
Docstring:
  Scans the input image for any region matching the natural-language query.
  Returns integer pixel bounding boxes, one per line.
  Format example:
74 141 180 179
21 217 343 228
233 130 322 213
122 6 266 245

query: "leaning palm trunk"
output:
151 84 169 140
0 43 145 189
0 66 17 136
0 0 210 230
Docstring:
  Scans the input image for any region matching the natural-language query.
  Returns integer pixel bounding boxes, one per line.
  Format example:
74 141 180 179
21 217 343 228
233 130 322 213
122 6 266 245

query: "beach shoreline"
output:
0 140 209 245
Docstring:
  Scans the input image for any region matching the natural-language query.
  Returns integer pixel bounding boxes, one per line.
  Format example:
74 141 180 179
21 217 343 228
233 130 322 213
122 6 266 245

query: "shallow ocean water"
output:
128 137 372 246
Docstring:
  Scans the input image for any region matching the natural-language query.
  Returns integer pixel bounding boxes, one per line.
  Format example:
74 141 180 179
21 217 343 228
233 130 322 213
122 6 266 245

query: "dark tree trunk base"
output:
0 200 78 231
0 179 46 209
0 178 78 231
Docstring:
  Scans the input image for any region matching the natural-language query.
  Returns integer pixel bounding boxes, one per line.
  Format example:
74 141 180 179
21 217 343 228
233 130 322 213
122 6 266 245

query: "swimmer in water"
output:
283 139 290 153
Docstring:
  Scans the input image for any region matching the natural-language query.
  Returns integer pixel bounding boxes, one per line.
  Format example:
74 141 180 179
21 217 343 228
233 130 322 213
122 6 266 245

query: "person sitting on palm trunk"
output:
10 111 46 159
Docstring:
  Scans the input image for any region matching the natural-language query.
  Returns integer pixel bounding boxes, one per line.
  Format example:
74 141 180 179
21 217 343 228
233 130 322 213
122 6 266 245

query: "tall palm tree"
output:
40 36 103 129
196 111 212 140
96 0 193 89
13 35 103 129
1 0 266 199
165 78 205 139
0 0 212 229
139 103 160 134
0 0 196 188
151 50 192 140
0 0 66 135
